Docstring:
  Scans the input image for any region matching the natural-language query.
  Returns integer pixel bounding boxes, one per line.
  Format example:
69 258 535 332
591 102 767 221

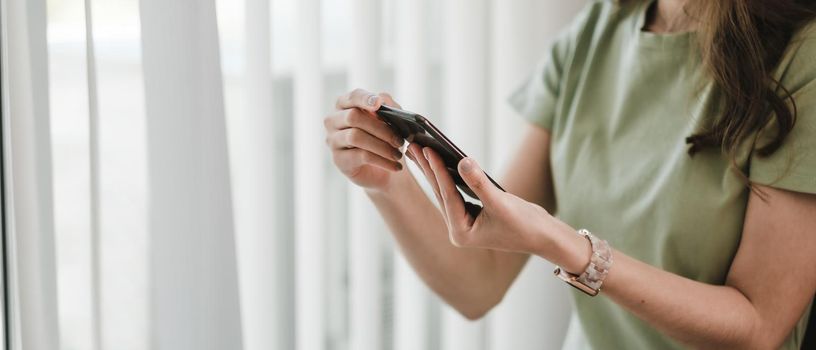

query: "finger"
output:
425 148 471 230
328 128 402 161
377 92 402 109
335 88 382 112
333 148 403 174
406 143 424 166
404 145 421 174
457 158 499 205
417 147 442 195
325 109 403 148
414 146 445 216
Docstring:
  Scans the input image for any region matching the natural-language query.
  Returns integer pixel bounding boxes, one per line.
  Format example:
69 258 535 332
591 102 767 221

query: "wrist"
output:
560 230 594 275
533 217 592 274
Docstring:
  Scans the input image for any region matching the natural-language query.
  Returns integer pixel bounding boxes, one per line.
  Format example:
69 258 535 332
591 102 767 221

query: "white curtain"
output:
4 0 60 349
1 0 585 349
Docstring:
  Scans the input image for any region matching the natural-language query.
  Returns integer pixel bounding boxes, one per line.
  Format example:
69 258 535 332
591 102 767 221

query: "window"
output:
2 0 585 349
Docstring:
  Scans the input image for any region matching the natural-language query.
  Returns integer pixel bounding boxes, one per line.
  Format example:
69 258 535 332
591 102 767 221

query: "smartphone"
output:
376 105 505 201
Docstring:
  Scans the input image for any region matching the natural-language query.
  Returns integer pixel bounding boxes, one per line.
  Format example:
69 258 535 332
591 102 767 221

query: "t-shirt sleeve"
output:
749 24 816 195
506 33 572 130
506 3 597 130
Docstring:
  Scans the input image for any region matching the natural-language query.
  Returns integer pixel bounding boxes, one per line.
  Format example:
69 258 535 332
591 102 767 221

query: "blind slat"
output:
5 0 60 348
140 0 243 348
294 0 327 348
230 0 292 349
393 0 434 348
347 0 385 349
441 0 489 347
82 0 102 349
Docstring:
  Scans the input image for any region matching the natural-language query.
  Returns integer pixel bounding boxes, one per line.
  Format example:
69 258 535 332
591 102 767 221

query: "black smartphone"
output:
376 105 505 201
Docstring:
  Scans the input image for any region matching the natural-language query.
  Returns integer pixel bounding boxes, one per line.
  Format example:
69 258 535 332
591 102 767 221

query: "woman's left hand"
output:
406 144 567 256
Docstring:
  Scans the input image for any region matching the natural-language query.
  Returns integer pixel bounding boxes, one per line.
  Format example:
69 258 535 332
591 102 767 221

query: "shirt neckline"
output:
635 0 695 50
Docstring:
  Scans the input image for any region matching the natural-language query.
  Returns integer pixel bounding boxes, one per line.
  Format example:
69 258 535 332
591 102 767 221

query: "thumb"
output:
458 158 499 204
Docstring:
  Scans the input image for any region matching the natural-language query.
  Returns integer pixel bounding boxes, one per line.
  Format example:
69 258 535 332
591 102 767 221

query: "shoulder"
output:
791 19 816 48
776 20 816 93
573 0 639 23
574 0 613 25
554 0 643 60
754 19 816 195
563 1 635 40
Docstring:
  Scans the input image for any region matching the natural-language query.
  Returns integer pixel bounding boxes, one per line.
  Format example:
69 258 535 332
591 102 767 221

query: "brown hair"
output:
631 1 816 180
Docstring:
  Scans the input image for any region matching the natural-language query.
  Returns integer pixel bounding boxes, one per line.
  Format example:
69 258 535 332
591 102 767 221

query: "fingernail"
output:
393 150 403 160
460 158 474 173
422 148 430 160
366 95 379 107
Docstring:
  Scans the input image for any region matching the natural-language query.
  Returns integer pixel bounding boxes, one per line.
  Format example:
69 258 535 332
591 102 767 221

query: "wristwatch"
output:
553 229 613 297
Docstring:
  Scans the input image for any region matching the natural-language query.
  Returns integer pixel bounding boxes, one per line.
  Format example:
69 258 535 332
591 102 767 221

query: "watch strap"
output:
553 229 613 297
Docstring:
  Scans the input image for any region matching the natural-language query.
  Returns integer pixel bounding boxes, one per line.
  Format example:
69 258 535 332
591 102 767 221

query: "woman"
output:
324 0 816 348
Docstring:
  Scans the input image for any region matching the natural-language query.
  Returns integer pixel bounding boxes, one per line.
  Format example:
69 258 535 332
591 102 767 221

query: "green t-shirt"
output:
508 1 816 349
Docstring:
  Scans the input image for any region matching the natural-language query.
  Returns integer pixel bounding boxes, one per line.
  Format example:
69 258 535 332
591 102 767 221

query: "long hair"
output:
627 1 816 181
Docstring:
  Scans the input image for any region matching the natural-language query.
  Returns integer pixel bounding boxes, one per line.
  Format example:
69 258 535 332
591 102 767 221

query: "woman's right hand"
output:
325 89 406 191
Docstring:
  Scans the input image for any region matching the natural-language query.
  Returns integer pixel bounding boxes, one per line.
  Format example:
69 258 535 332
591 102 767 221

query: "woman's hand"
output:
406 144 572 257
325 89 406 191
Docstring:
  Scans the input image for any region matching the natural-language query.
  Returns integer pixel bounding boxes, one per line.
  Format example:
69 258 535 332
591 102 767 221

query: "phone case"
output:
376 105 505 202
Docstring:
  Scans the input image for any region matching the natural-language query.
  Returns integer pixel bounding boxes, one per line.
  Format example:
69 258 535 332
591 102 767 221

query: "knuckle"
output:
331 150 343 166
359 150 373 163
347 129 363 146
344 109 360 126
329 132 342 147
471 177 488 191
351 88 367 102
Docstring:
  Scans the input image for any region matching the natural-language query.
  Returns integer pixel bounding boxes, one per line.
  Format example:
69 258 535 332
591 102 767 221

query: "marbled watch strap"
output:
576 229 613 291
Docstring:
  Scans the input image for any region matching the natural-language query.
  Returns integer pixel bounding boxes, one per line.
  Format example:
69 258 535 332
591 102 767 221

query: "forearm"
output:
604 253 760 349
367 170 524 317
541 222 763 349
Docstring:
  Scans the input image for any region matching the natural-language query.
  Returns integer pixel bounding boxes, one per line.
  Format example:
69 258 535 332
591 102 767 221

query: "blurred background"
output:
3 0 587 349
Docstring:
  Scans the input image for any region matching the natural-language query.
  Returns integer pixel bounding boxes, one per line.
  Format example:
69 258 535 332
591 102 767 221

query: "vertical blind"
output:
391 0 433 349
4 0 60 349
1 0 586 349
